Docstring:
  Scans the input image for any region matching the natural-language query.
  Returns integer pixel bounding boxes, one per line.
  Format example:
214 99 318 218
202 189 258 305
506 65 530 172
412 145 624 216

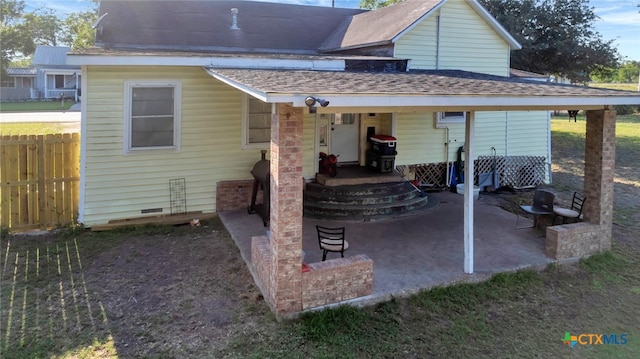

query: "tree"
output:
23 9 63 47
62 11 98 51
1 0 32 77
480 0 619 84
0 0 97 79
617 61 640 83
359 0 404 10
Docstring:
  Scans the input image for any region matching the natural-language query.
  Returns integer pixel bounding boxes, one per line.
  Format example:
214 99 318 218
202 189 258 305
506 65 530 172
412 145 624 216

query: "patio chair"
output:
315 225 349 261
553 191 586 224
515 189 556 230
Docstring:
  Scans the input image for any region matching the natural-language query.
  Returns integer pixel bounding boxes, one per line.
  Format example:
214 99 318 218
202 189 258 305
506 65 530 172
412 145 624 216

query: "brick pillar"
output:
583 109 616 251
268 103 304 317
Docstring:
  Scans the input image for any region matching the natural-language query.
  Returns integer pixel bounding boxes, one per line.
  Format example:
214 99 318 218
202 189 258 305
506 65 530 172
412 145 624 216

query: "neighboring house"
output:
4 67 36 88
69 0 639 316
1 68 36 100
32 45 81 101
2 46 81 101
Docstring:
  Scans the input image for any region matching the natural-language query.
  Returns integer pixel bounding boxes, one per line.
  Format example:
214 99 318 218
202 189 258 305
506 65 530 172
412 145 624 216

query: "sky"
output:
25 0 640 61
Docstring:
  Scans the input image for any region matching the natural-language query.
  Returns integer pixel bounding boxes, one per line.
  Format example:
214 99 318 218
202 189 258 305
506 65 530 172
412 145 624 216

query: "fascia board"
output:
67 55 345 71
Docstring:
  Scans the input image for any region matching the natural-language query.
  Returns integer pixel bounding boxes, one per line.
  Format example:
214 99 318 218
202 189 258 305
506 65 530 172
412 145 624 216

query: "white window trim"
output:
241 93 272 149
437 111 467 125
123 80 181 154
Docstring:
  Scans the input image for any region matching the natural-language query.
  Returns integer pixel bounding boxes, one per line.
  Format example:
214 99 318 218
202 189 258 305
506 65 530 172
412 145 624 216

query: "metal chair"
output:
516 189 556 229
553 192 586 224
315 225 349 261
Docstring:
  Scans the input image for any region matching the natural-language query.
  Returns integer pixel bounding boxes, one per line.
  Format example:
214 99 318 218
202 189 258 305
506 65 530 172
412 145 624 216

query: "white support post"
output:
464 111 475 274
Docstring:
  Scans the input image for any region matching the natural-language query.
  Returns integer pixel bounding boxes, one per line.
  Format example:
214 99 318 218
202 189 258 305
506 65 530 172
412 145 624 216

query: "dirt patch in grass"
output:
1 220 271 358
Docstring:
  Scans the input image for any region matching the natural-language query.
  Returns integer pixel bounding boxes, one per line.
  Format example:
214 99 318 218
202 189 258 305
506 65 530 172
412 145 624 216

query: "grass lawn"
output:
589 83 638 92
0 122 77 135
0 100 74 112
1 111 639 358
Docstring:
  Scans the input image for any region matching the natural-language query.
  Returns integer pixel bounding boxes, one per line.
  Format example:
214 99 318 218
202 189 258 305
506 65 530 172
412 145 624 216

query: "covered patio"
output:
220 190 553 305
209 68 639 318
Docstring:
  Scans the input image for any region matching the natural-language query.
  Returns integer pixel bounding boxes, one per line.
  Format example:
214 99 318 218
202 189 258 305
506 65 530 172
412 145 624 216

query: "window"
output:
437 112 467 125
242 94 272 148
55 75 65 89
124 81 181 152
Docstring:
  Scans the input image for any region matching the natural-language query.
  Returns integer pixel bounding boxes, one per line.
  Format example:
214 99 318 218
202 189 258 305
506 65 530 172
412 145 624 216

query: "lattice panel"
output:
408 163 448 188
475 156 546 189
402 156 546 190
169 178 187 215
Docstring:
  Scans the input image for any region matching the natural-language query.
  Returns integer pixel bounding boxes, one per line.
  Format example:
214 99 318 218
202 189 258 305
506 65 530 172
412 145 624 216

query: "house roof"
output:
319 0 520 52
95 0 520 55
96 0 365 54
32 46 71 66
319 0 444 52
205 67 640 110
6 68 36 76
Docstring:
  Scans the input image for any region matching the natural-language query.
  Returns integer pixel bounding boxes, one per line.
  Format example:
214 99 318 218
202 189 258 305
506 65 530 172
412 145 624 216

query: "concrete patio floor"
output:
219 190 555 306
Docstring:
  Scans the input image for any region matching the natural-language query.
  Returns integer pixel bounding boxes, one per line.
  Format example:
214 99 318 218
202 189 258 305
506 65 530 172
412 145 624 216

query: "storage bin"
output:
456 183 480 200
370 135 397 155
366 150 396 173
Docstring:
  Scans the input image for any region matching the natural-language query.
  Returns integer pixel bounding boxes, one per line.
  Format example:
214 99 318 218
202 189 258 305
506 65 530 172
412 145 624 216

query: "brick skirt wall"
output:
251 236 374 312
545 222 605 260
216 179 263 212
302 255 373 309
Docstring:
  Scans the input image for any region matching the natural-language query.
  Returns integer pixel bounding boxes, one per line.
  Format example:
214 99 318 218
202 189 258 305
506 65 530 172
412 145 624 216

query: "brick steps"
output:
303 181 429 220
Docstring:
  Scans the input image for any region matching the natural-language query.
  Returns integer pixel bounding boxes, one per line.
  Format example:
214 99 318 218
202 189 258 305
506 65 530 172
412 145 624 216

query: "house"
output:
32 46 81 101
2 46 81 101
68 0 639 317
1 67 36 100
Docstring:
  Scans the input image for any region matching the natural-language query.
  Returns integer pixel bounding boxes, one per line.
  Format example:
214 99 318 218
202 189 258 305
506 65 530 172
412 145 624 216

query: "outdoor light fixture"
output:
305 96 329 113
568 110 579 122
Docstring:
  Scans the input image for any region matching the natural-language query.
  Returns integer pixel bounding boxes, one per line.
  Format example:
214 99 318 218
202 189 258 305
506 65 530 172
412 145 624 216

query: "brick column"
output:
583 109 616 251
268 103 304 317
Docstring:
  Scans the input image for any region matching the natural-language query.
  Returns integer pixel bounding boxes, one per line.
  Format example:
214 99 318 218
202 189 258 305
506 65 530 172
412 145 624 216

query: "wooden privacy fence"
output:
0 133 80 230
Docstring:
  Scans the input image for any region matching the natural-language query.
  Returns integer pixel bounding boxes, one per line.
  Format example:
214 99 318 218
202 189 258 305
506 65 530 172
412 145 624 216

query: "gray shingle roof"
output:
207 68 638 98
97 0 365 54
320 0 443 52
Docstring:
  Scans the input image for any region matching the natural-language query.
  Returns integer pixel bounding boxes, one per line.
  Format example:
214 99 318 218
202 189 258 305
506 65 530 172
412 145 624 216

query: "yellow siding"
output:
474 112 507 156
394 15 438 69
395 112 465 165
395 0 510 76
302 113 317 177
395 111 549 165
83 66 317 226
506 111 550 157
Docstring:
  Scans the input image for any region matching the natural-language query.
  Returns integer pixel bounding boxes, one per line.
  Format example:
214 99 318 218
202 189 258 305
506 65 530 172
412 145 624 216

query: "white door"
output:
331 113 359 163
